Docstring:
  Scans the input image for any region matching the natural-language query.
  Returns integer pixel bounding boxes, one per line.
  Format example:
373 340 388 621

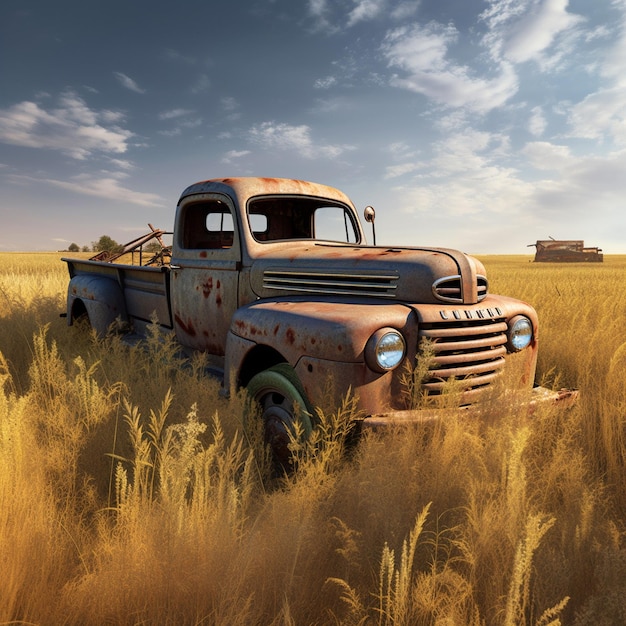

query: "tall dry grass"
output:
0 252 625 625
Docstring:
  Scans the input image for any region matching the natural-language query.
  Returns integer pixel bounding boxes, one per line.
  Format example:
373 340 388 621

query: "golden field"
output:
1 251 625 625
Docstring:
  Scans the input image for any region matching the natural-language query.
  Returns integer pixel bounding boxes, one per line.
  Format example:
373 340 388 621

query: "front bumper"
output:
361 385 579 429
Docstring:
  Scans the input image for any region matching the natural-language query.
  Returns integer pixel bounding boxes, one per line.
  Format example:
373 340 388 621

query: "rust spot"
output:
202 277 213 298
217 280 221 289
310 337 316 345
273 324 280 335
286 328 295 345
205 342 225 356
175 314 197 337
199 251 207 258
216 294 222 306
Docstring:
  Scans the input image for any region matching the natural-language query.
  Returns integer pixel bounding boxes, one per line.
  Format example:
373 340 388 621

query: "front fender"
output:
225 297 416 381
67 274 127 336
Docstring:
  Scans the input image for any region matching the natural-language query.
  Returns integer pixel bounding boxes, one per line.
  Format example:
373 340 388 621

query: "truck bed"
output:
63 257 173 329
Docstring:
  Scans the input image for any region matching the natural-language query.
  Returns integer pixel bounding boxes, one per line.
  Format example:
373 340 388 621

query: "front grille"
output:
433 274 488 303
263 269 398 298
418 317 507 398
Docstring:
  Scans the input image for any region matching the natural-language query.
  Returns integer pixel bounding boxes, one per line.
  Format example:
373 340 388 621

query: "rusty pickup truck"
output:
63 177 577 465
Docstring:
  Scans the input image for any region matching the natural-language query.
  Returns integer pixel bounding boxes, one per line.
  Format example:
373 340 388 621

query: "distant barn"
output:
528 238 603 263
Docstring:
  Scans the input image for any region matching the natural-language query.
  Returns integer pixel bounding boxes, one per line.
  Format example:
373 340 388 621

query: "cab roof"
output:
178 177 352 206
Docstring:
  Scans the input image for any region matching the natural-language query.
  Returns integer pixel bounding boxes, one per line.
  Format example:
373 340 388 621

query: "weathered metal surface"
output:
62 257 172 333
362 386 579 428
228 297 415 364
179 177 355 210
63 268 127 336
248 247 488 305
62 176 578 430
529 238 603 262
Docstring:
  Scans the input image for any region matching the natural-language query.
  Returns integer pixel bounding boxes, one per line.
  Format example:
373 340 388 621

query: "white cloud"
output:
384 141 422 178
381 22 519 113
600 12 626 83
520 147 626 226
221 97 241 121
394 163 530 221
101 109 126 124
383 125 529 226
314 76 338 89
248 121 354 158
221 149 252 164
0 93 133 159
221 97 239 111
505 0 583 63
385 162 421 179
567 86 626 144
164 49 197 65
347 0 387 26
522 140 573 169
528 105 547 136
191 74 211 94
429 128 509 176
390 2 419 21
157 108 203 137
40 175 164 206
557 5 626 145
308 0 417 32
107 158 135 171
113 72 146 94
159 108 195 120
397 133 626 237
481 0 584 66
310 96 350 114
307 0 340 33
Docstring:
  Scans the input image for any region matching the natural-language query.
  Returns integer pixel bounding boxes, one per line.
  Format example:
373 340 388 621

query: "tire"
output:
246 364 313 472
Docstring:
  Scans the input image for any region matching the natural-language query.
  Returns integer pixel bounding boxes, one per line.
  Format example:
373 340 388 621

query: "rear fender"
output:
67 274 127 337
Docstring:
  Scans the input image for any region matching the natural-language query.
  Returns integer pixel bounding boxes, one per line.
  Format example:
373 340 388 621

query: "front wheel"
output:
246 364 313 472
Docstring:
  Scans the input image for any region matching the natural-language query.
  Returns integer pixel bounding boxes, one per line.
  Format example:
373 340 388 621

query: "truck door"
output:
170 195 240 356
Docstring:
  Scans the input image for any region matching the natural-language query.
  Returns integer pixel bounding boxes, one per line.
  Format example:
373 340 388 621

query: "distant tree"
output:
67 242 80 252
92 235 122 253
144 241 163 253
81 245 90 252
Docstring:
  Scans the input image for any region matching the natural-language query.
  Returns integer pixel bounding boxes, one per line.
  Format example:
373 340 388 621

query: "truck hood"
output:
249 243 487 306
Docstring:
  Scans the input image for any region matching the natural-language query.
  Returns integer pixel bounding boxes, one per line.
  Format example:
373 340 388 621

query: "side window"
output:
181 200 235 249
314 207 358 243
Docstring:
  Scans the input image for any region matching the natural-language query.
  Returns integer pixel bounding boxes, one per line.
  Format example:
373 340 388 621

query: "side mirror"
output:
364 206 376 245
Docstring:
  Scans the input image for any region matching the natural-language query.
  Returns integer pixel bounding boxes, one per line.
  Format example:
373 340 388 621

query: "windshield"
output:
247 196 360 244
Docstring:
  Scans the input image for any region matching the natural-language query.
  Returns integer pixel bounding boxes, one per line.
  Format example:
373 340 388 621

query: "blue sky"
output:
1 0 625 253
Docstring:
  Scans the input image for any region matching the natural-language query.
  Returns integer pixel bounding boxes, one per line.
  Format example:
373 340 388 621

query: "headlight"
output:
507 315 533 352
365 328 406 373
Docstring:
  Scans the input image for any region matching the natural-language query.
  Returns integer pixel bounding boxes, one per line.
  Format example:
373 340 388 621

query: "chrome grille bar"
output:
264 269 398 297
419 317 507 395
